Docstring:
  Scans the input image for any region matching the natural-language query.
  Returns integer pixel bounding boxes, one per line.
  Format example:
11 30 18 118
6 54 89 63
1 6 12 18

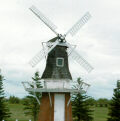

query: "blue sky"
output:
0 0 120 99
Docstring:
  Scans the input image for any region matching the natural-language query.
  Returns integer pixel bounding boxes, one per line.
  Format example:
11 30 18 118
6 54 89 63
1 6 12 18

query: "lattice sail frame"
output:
29 5 58 35
65 12 92 36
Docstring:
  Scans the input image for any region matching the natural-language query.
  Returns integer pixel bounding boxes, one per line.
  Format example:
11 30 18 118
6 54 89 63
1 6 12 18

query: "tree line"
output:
5 96 111 107
0 70 120 121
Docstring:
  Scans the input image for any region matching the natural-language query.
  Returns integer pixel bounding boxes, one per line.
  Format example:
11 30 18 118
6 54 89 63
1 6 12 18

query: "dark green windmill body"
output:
41 43 72 80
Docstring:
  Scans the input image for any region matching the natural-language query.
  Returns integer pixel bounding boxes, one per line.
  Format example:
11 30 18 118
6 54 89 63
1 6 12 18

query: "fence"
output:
2 119 32 121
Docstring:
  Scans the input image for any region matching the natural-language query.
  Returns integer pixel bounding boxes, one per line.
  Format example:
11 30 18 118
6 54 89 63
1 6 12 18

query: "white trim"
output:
44 79 71 82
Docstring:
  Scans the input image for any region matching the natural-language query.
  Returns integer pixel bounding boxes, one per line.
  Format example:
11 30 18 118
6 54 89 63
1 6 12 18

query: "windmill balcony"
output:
22 80 90 94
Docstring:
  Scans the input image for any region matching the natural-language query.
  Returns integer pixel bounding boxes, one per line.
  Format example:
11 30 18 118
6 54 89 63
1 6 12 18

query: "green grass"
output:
7 104 109 121
8 104 32 121
92 107 109 121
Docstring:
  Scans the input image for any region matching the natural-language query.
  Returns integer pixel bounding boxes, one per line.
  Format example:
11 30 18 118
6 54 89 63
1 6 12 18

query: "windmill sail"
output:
67 43 93 72
29 48 47 67
29 40 59 67
65 12 91 36
69 50 93 72
29 5 58 35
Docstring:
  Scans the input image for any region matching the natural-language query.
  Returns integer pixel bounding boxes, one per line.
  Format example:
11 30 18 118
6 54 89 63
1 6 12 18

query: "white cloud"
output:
0 0 120 98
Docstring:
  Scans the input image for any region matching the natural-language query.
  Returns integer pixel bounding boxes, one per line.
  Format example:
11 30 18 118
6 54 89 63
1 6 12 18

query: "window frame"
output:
56 57 64 67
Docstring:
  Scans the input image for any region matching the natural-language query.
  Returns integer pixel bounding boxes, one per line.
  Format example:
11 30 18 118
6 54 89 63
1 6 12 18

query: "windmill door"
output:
54 94 65 121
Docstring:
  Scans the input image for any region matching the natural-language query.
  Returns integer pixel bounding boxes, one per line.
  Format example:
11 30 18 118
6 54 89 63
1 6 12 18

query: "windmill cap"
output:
48 37 58 42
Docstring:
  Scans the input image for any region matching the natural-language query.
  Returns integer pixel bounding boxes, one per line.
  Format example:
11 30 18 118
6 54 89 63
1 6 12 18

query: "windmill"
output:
22 5 93 121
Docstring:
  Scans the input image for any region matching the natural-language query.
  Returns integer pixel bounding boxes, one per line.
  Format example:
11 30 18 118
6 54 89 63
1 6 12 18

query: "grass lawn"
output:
92 107 109 121
7 104 109 121
8 104 32 121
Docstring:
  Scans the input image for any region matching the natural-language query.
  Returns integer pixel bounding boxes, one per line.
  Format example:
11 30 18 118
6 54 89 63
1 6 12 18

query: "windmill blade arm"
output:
29 48 47 67
65 12 92 36
66 42 93 72
29 5 58 35
47 40 59 53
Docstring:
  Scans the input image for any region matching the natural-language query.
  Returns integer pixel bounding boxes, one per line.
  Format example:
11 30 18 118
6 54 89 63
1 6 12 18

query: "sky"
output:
0 0 120 99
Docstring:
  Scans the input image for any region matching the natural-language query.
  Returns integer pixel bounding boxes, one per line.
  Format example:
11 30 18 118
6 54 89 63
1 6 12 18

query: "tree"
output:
23 71 42 121
96 98 110 107
0 70 11 120
72 77 93 121
86 97 96 106
8 96 20 104
107 80 120 121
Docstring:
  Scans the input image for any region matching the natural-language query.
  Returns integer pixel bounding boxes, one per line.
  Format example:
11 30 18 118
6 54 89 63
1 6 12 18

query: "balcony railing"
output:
22 80 90 93
22 80 90 105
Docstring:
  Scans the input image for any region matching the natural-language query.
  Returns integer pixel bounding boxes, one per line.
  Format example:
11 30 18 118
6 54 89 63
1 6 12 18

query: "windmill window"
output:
56 58 64 67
